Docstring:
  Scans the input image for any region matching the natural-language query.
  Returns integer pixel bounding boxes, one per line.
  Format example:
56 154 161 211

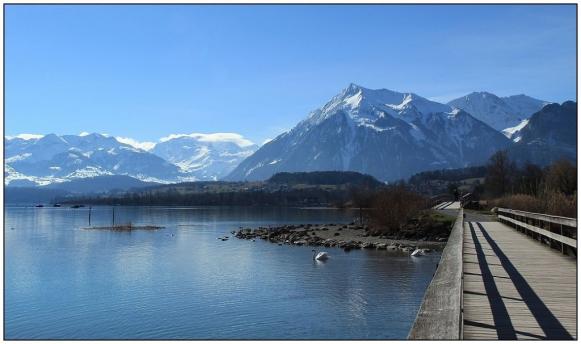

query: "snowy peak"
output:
308 83 453 129
152 133 258 180
227 84 510 182
5 133 181 186
336 83 452 115
447 91 550 132
5 131 258 186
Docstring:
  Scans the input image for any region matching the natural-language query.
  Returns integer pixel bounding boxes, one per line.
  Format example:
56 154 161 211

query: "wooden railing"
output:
496 208 577 255
408 208 464 340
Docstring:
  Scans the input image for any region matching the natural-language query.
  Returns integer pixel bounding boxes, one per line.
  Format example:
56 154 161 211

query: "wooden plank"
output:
462 220 576 340
498 215 577 248
497 208 577 228
408 209 464 339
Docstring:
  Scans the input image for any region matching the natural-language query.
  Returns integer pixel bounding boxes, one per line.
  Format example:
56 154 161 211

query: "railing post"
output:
496 207 576 255
561 223 564 254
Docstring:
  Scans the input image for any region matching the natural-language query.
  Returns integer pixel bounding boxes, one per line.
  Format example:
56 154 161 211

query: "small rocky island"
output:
85 224 164 231
232 219 451 253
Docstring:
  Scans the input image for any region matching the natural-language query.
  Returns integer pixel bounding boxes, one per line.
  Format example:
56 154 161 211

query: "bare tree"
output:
485 150 516 197
542 159 577 196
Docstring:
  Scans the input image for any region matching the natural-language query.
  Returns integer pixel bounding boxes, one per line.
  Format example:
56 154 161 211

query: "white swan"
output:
411 248 423 257
312 249 329 261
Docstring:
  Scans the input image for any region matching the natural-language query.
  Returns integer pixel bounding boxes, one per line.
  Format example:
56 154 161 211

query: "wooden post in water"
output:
88 206 92 226
112 206 115 226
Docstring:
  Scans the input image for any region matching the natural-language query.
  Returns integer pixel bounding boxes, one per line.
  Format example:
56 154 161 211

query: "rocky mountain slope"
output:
447 91 549 135
507 101 577 165
227 84 511 182
5 132 257 186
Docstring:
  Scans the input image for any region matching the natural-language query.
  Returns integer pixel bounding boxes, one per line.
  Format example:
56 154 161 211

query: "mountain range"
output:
227 84 565 182
447 91 550 135
5 132 258 186
5 84 575 187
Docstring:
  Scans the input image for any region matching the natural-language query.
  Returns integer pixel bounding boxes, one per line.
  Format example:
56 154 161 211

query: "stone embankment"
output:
232 222 447 252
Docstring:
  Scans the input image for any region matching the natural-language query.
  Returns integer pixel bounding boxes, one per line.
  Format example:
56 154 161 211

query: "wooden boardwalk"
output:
463 220 577 339
433 201 461 210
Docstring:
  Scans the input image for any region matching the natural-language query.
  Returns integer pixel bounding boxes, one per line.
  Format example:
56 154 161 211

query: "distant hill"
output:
56 171 387 207
268 171 382 187
408 165 487 196
408 166 487 184
44 175 159 193
5 187 70 204
5 175 159 204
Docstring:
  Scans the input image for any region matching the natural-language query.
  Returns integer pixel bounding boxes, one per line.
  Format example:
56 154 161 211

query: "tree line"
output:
482 151 576 217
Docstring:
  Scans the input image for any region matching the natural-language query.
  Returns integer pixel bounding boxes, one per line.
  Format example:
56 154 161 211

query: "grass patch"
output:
423 210 456 225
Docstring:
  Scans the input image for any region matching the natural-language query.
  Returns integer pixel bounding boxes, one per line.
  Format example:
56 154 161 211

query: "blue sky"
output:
5 4 576 145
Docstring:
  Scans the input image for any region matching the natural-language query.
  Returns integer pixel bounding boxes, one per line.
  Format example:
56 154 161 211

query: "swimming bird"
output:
411 248 423 257
312 249 329 261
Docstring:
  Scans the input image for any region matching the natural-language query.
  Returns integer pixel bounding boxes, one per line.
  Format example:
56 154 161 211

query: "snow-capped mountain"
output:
5 132 259 186
508 101 577 165
5 133 181 186
151 133 258 180
447 92 550 134
226 84 511 182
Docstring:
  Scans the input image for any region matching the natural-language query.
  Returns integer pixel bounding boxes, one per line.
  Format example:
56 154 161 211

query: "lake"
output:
5 206 440 339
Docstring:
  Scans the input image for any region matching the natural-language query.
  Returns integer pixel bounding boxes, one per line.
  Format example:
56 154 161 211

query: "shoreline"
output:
232 223 448 252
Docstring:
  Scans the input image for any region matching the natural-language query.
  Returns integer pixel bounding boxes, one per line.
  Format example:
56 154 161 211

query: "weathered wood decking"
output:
463 220 577 339
433 201 462 210
409 209 577 340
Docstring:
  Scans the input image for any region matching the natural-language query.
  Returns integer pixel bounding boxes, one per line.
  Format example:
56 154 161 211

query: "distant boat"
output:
411 249 423 257
35 204 44 208
71 205 82 209
53 204 62 207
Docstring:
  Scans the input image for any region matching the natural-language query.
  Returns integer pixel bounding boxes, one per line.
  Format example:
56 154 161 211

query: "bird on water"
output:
312 249 329 261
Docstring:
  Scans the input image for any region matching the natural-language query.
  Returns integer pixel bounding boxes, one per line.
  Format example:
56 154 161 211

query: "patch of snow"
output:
502 119 529 139
8 134 45 140
159 133 255 147
6 153 32 163
116 136 157 151
65 166 113 179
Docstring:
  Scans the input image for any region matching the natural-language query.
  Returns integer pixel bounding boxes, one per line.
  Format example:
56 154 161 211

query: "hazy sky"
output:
5 4 576 145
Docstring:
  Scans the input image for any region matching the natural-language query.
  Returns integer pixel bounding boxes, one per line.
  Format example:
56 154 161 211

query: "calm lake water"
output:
5 206 440 339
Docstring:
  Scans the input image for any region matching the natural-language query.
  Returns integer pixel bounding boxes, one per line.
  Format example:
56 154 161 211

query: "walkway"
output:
434 201 461 210
463 221 577 339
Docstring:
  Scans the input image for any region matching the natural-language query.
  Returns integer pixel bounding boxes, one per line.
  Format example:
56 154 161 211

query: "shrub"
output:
544 190 577 217
370 185 427 233
489 191 576 218
489 194 544 213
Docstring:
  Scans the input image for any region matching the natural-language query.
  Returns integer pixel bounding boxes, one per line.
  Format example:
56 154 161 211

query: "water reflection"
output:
6 206 439 339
